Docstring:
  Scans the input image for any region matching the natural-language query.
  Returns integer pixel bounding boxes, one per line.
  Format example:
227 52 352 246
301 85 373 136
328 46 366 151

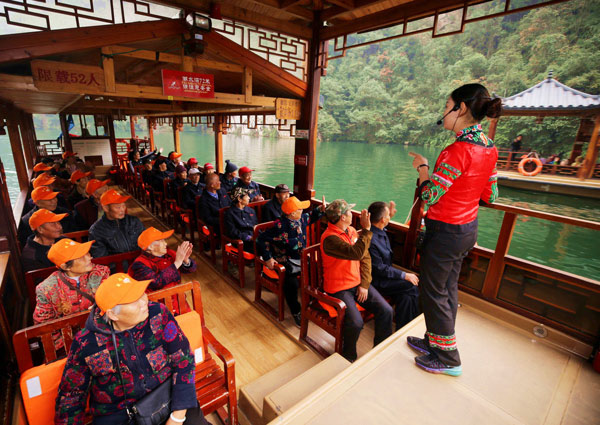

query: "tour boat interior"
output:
0 1 599 425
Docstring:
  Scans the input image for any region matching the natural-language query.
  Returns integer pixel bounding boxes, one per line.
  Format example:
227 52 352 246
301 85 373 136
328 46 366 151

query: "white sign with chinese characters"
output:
71 139 113 165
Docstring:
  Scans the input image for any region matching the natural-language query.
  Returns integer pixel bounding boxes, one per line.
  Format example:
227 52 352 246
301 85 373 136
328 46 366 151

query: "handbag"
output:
110 324 172 425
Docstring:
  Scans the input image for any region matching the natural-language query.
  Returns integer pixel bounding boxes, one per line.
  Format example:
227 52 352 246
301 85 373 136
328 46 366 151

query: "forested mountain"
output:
318 0 600 155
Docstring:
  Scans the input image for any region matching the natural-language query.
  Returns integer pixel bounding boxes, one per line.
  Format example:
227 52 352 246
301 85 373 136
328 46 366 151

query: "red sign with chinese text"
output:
161 69 214 98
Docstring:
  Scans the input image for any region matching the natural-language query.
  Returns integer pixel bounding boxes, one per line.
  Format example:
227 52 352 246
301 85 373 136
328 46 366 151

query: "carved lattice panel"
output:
213 18 308 82
0 0 179 34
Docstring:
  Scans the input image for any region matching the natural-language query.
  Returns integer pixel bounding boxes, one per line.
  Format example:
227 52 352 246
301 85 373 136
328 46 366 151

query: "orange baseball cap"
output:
62 151 77 159
29 208 67 231
100 189 130 206
31 186 59 202
70 170 91 184
33 163 52 172
282 196 311 215
95 273 152 314
47 238 94 267
137 226 175 250
86 179 110 196
170 152 183 159
32 173 56 189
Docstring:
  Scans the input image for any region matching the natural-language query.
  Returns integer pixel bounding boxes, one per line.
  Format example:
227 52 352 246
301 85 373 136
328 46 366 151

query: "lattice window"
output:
0 0 179 34
213 18 308 82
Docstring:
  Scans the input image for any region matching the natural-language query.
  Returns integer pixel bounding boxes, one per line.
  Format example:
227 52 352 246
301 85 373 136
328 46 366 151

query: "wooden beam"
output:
481 212 517 299
280 0 305 9
213 115 224 174
107 45 244 73
101 47 116 93
578 115 600 180
130 116 136 139
173 118 181 153
322 0 386 21
0 19 187 64
0 74 281 108
243 67 253 103
6 111 30 192
204 31 307 98
249 0 313 20
148 119 155 151
326 0 354 10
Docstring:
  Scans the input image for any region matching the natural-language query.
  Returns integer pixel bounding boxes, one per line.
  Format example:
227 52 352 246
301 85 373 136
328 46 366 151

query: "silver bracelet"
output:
170 413 186 423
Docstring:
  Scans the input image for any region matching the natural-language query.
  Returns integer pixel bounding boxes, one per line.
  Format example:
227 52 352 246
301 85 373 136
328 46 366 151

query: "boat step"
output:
263 353 351 424
239 350 321 425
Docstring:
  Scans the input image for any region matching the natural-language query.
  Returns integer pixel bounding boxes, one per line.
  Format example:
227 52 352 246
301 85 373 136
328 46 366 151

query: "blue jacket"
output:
219 174 238 195
262 198 283 223
224 205 257 241
89 214 145 258
234 180 261 201
182 182 204 210
198 188 231 230
368 226 407 290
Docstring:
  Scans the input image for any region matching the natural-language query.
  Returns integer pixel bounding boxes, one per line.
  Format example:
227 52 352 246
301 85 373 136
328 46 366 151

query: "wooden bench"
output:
24 250 141 312
62 230 89 243
13 281 238 425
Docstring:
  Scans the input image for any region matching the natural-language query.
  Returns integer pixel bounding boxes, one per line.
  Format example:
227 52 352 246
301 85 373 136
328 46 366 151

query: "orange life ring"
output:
518 157 543 176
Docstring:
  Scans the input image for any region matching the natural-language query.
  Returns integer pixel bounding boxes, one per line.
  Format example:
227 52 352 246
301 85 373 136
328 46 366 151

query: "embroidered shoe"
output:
407 336 430 355
414 354 462 376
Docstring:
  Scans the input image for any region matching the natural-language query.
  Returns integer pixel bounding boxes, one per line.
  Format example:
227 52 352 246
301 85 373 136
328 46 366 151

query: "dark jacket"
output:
74 197 102 229
55 303 197 425
234 180 261 201
151 170 174 193
224 205 258 241
173 177 189 192
19 205 81 246
88 214 145 258
21 234 64 272
67 188 86 209
219 174 238 195
182 182 204 210
198 188 231 232
262 198 283 223
368 226 407 290
257 208 322 263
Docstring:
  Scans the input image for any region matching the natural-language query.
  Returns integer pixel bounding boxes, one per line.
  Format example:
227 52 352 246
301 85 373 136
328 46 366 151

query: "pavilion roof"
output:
501 72 600 117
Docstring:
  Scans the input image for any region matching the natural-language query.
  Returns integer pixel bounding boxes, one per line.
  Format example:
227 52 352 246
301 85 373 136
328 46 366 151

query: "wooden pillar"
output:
6 111 30 192
106 114 118 165
213 115 224 174
293 12 326 201
578 115 600 180
130 115 136 139
481 212 517 299
172 117 181 153
488 118 498 140
20 112 35 169
148 118 155 151
59 113 73 152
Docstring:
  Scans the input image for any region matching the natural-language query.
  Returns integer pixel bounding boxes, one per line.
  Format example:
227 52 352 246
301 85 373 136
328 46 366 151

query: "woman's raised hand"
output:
409 152 428 170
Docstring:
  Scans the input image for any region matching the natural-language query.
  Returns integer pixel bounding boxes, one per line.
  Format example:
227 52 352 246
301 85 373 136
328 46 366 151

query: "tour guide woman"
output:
407 83 500 376
55 273 209 425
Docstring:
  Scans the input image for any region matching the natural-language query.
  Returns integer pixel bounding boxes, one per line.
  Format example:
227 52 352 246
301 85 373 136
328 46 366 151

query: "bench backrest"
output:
301 243 324 293
62 230 89 243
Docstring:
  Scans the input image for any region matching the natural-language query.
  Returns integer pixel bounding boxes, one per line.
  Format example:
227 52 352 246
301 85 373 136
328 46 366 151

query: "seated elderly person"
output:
32 162 53 179
234 166 264 202
173 164 189 191
55 273 209 425
19 186 79 246
198 173 231 236
167 151 183 172
262 184 290 222
22 209 66 272
200 162 215 184
128 227 196 291
74 179 110 228
152 157 174 193
24 172 70 214
225 187 258 252
321 200 393 362
368 201 420 330
33 238 109 331
67 169 91 208
183 168 204 209
89 189 145 257
220 159 238 195
257 196 325 326
187 157 199 171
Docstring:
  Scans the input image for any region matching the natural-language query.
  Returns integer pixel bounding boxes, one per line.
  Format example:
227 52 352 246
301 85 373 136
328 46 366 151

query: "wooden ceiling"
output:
150 0 572 40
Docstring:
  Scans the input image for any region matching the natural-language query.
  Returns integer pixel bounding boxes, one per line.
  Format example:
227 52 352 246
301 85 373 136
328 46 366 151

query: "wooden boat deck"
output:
273 293 600 425
497 170 600 198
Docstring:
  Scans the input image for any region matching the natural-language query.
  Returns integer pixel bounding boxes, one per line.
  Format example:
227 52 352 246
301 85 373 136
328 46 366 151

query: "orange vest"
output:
320 223 361 293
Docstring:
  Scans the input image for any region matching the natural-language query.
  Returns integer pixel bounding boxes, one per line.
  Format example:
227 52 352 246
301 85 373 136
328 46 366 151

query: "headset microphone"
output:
436 104 460 125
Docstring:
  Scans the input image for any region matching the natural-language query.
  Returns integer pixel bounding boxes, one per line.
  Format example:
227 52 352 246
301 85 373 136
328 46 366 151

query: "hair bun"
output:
485 98 502 119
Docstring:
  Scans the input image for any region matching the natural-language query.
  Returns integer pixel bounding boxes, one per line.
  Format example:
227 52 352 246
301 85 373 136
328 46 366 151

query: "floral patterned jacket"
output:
55 302 197 425
33 264 110 325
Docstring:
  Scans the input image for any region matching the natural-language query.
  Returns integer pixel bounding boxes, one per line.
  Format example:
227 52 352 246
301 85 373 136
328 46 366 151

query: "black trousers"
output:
419 218 478 367
374 281 420 331
330 285 393 362
283 267 301 315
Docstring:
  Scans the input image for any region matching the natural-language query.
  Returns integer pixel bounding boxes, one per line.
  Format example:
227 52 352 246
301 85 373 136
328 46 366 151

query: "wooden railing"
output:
496 150 600 178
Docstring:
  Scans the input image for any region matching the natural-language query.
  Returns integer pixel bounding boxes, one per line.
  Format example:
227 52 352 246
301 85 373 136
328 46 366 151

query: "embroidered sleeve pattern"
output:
480 168 498 204
421 161 462 207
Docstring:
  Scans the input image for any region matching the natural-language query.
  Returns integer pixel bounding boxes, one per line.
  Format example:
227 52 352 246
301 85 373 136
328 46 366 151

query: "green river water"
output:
2 132 599 281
